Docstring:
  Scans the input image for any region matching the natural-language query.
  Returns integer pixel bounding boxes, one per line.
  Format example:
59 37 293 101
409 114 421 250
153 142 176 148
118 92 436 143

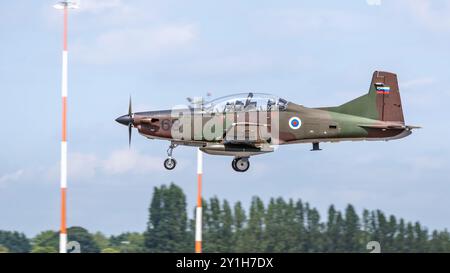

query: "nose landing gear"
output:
164 143 178 170
164 158 177 170
232 157 250 172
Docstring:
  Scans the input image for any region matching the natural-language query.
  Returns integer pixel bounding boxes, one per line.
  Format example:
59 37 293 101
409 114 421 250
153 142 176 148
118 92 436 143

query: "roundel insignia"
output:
289 116 302 129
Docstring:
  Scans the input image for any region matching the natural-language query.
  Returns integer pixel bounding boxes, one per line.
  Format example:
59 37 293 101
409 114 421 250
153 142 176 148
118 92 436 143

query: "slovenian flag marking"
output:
376 86 390 94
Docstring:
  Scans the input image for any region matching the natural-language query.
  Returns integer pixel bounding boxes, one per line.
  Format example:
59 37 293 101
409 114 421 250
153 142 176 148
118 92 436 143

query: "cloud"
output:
102 149 163 175
71 0 156 27
404 156 447 171
0 170 24 186
72 24 197 64
0 148 169 186
253 8 369 36
77 0 123 13
68 153 99 180
331 189 371 204
43 0 136 29
397 76 445 108
45 149 164 182
178 54 278 77
402 77 435 89
402 0 450 31
71 149 163 179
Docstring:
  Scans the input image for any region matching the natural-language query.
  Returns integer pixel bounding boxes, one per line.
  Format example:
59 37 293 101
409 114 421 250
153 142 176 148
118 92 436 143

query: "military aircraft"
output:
116 71 419 172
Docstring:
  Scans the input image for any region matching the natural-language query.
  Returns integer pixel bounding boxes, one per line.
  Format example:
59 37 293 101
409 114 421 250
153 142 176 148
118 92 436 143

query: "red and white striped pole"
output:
54 1 78 253
195 148 203 253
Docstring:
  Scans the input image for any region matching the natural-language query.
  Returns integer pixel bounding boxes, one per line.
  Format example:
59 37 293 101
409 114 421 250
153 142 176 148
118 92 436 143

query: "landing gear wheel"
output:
164 158 177 170
164 142 178 170
232 157 250 172
232 159 237 170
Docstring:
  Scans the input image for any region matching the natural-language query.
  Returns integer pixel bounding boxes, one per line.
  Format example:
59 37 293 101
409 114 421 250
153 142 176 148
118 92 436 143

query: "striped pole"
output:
195 148 203 253
54 1 78 254
59 3 68 254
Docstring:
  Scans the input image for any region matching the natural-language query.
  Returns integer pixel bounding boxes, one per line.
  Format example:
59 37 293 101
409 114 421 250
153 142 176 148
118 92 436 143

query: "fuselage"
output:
115 72 418 171
131 101 410 148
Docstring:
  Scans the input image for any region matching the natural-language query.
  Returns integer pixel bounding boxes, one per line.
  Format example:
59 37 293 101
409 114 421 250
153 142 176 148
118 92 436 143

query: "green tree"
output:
233 201 246 252
238 197 265 252
264 198 298 252
394 219 406 252
102 184 450 253
361 209 371 245
67 226 100 253
0 231 31 253
203 197 221 252
325 205 339 252
110 232 146 253
428 230 450 252
343 204 360 252
203 198 235 252
32 230 58 253
284 199 299 252
31 246 58 253
293 200 306 252
335 212 345 251
0 245 9 253
144 184 189 252
31 227 99 253
221 200 234 252
92 232 109 250
265 198 281 252
405 222 415 252
101 247 120 253
304 203 322 252
414 222 428 252
384 215 398 252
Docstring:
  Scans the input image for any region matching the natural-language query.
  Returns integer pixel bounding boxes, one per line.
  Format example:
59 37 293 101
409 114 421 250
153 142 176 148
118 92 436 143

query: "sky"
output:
1 0 450 237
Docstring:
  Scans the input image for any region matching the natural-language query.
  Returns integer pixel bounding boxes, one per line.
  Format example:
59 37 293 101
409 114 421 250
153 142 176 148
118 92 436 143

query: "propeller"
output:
128 96 133 147
115 96 134 147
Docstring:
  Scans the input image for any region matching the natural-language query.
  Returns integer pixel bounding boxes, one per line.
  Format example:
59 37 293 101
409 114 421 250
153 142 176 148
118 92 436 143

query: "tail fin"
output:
327 71 405 123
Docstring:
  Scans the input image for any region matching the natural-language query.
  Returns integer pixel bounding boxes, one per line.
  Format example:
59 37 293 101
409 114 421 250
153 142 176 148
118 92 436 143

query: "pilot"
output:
278 98 288 110
224 102 233 112
234 100 244 111
267 99 275 110
245 101 257 111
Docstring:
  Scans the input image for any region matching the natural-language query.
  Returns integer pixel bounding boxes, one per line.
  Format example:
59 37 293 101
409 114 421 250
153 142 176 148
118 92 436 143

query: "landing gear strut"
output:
232 157 250 172
164 143 178 170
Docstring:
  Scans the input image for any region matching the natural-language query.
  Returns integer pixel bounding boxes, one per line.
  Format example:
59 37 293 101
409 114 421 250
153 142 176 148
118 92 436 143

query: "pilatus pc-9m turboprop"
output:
116 71 419 172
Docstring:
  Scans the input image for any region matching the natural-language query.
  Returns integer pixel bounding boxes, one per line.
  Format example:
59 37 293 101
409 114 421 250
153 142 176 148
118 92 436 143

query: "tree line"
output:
1 183 449 252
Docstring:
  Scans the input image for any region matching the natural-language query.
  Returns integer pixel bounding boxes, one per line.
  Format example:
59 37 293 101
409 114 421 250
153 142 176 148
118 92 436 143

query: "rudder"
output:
370 71 404 123
324 71 405 123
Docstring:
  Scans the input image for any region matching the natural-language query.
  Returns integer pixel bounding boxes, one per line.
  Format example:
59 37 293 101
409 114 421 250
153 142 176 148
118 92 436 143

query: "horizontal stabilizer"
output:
358 124 421 130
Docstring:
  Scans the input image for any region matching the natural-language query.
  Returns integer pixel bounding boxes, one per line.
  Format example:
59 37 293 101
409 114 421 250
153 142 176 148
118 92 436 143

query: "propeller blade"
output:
128 123 132 147
128 96 132 116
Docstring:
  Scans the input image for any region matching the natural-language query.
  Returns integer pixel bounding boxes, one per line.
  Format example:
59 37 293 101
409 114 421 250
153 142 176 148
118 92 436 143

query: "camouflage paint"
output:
121 71 416 157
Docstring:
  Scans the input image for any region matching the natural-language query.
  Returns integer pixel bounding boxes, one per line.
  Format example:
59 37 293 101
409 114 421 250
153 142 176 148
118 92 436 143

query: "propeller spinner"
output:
115 97 134 147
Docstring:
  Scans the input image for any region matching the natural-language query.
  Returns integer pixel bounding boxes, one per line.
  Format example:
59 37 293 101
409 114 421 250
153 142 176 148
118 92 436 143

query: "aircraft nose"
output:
115 114 131 126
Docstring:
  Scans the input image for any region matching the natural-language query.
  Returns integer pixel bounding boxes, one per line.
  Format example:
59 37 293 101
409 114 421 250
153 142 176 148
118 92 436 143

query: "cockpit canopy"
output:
203 92 288 113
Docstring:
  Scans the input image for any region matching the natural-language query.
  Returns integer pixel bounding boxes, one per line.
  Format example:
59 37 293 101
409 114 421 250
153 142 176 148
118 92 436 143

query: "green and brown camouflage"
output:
116 71 419 172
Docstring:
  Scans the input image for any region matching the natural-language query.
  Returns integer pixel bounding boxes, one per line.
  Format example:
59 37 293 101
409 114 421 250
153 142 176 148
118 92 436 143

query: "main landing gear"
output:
232 157 250 172
164 143 178 170
163 143 251 172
